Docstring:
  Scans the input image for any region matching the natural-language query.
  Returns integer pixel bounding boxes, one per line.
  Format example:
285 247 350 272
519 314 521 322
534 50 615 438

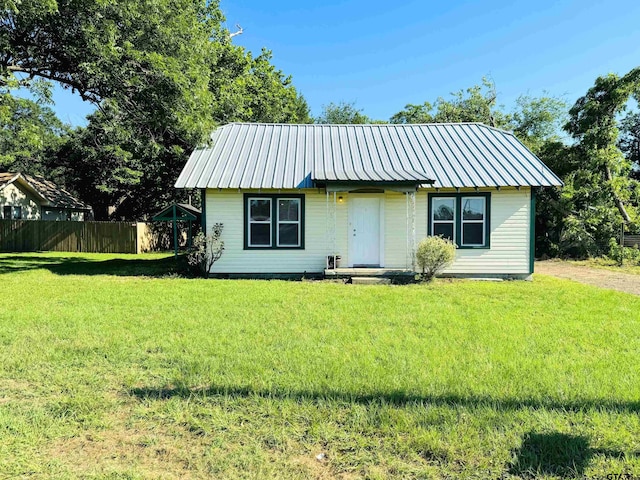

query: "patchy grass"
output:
1 253 639 479
548 257 640 276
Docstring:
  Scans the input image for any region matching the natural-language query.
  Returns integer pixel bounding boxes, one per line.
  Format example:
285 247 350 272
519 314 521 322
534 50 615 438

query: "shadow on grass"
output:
0 254 190 277
509 432 635 478
129 384 640 414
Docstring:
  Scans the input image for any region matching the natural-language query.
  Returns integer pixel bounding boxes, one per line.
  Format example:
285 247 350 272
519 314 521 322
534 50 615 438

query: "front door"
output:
349 197 381 267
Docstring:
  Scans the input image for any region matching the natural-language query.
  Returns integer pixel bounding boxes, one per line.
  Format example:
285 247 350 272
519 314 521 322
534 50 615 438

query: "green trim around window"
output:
529 188 536 274
243 193 305 250
427 192 491 249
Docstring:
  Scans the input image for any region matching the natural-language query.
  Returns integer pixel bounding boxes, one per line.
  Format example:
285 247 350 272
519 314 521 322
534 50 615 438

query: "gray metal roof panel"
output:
174 123 563 189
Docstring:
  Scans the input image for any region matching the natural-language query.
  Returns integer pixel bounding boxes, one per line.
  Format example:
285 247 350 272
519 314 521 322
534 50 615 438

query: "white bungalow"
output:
175 123 562 279
0 172 92 221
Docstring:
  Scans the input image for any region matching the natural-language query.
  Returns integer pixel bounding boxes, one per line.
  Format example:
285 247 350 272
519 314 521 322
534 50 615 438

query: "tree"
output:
316 101 372 124
510 94 567 154
620 109 640 179
565 68 640 225
0 93 68 174
2 0 311 219
391 78 509 128
390 102 433 124
210 46 310 124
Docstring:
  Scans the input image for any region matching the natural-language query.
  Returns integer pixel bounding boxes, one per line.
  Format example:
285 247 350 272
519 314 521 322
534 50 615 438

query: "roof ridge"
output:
219 122 514 129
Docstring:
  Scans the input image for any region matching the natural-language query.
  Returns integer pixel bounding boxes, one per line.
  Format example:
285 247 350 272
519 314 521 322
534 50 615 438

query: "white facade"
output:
0 183 41 219
204 187 532 277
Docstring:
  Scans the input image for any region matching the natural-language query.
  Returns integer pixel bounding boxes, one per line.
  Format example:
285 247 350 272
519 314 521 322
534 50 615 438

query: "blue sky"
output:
49 0 640 126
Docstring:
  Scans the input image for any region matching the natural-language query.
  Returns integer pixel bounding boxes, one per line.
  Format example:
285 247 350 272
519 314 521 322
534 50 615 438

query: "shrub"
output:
415 236 456 282
187 223 224 276
608 237 640 266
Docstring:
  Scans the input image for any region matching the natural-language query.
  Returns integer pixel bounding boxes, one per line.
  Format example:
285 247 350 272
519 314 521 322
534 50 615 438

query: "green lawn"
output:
1 253 639 479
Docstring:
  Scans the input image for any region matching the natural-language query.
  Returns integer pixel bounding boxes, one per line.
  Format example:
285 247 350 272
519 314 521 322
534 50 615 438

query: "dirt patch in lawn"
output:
46 421 207 479
536 260 640 296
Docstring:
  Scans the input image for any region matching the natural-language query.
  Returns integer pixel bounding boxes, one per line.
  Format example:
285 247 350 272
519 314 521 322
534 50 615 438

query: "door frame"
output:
347 194 385 267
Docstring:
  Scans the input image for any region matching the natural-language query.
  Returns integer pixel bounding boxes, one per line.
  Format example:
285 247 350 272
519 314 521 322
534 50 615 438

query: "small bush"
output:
415 236 456 282
608 237 640 266
187 223 224 276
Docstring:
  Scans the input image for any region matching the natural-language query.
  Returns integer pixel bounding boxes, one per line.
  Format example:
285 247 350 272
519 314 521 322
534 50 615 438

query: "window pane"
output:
463 223 484 245
433 198 455 221
3 206 10 219
250 223 271 246
13 207 21 219
278 224 299 246
250 199 271 221
278 199 299 221
433 223 454 241
462 198 484 220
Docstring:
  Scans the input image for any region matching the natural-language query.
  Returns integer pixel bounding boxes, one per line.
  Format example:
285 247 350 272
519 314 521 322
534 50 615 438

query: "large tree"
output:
2 0 310 219
0 92 68 173
391 78 510 127
315 101 373 124
565 68 640 225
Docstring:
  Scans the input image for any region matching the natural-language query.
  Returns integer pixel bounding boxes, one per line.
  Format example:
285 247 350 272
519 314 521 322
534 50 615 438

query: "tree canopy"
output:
1 0 310 219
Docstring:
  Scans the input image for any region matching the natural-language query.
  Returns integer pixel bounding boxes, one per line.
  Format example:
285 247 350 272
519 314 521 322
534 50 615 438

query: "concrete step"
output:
351 276 391 285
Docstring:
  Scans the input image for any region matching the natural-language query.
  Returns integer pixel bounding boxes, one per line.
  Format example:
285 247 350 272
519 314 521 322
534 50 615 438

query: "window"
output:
245 194 304 249
277 198 301 247
248 198 272 246
431 197 456 242
3 206 21 220
461 197 485 246
428 193 490 248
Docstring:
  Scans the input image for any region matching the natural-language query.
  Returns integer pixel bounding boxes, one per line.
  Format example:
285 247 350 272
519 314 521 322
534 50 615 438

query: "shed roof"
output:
152 203 201 222
175 123 563 190
0 172 91 210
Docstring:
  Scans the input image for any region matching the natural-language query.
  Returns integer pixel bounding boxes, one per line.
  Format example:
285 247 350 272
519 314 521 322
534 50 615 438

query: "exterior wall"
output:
205 187 531 275
41 208 86 221
0 183 41 219
434 188 531 275
206 189 343 274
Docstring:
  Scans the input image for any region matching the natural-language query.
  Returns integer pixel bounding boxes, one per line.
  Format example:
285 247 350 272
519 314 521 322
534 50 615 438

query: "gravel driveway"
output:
535 261 640 296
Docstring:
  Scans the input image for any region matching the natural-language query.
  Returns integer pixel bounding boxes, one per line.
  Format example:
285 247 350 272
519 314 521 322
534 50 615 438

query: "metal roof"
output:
175 123 563 189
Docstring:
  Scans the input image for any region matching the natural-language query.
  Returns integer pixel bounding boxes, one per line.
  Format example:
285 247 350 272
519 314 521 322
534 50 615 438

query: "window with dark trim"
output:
428 193 490 248
3 206 22 220
244 194 305 249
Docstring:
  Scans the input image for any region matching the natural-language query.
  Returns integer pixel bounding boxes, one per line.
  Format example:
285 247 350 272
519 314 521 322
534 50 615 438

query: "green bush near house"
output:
415 235 456 281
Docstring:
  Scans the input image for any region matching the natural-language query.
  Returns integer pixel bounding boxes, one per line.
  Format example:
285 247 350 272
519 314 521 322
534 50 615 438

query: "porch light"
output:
338 196 344 203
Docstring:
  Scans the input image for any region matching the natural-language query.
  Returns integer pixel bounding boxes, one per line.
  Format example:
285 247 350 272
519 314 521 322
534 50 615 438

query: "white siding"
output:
0 183 41 219
206 189 346 274
437 189 531 275
205 187 531 275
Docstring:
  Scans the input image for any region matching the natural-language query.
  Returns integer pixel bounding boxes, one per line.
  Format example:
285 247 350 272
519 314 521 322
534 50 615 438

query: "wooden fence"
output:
623 234 640 248
0 219 138 253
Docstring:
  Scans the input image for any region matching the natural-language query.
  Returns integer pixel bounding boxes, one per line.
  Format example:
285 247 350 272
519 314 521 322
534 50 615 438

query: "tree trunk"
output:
604 164 632 224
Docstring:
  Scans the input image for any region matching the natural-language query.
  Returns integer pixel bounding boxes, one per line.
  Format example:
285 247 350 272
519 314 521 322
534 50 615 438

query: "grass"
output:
562 257 640 276
1 252 639 479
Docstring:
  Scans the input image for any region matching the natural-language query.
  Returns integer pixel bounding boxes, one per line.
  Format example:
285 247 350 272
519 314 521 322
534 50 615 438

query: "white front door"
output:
349 197 382 267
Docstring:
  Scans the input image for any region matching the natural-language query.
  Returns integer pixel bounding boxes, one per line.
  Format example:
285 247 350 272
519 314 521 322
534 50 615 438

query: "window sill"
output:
244 246 305 250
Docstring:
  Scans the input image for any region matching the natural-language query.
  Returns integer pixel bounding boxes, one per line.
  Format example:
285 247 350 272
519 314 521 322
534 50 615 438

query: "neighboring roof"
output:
152 203 201 222
175 123 563 190
0 172 91 210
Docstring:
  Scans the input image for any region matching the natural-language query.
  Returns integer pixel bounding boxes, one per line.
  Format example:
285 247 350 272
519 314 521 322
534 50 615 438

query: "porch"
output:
324 267 416 283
